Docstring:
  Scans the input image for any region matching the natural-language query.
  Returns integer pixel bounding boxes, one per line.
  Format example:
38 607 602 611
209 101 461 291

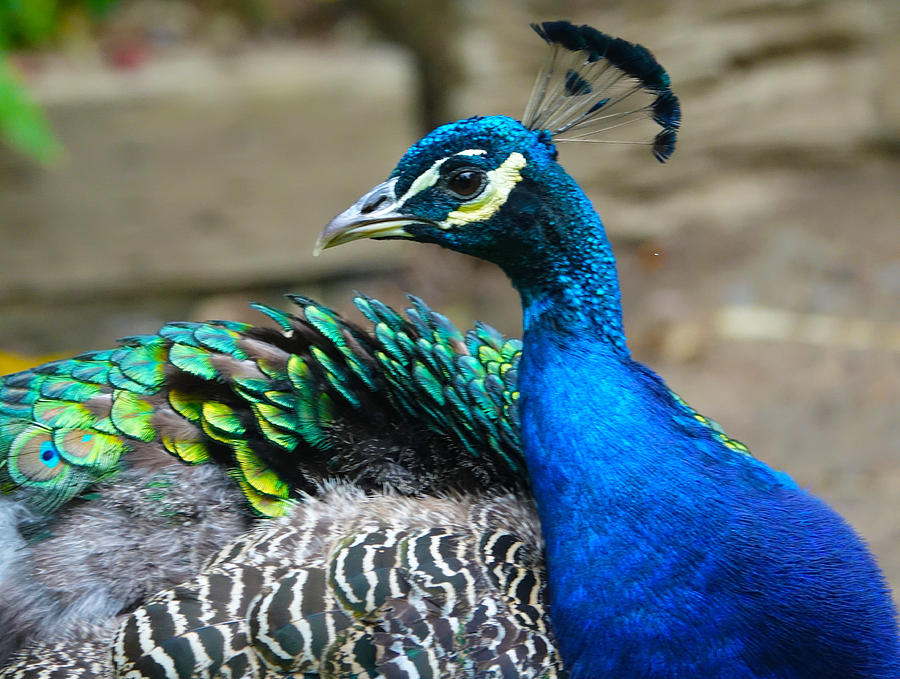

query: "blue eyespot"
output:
39 441 60 468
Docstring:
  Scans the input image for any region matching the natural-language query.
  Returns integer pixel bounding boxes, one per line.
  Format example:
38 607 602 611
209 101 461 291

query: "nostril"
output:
361 195 388 215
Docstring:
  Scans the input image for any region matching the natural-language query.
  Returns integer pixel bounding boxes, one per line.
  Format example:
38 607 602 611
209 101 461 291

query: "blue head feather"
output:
389 115 628 350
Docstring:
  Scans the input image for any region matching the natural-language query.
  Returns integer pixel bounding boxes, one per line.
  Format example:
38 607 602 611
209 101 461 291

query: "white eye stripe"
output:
439 152 527 229
397 150 488 206
397 158 445 206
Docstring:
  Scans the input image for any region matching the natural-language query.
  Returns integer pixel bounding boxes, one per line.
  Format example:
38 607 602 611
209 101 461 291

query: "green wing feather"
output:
356 293 524 471
0 295 525 517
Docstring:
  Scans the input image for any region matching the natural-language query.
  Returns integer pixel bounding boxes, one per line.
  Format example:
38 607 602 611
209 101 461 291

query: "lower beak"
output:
314 179 431 255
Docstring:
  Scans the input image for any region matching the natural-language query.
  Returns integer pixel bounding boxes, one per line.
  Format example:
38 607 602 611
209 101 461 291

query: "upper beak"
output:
314 178 433 256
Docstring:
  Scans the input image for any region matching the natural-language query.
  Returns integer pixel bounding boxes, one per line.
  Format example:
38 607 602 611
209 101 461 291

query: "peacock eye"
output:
446 168 486 199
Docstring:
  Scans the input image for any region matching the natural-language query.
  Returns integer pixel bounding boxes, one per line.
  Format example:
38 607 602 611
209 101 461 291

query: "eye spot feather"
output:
40 441 60 468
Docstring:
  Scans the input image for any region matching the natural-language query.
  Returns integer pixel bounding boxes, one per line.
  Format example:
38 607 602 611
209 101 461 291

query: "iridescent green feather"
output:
158 323 202 347
311 346 360 408
412 363 446 406
356 294 525 472
355 295 406 330
300 302 377 390
7 427 67 487
110 392 157 442
1 293 531 517
3 425 104 510
287 355 333 448
69 360 112 384
303 304 349 349
107 364 153 393
160 433 210 464
230 375 275 397
374 323 407 363
201 402 246 442
168 343 218 381
264 390 295 410
250 302 295 333
115 340 169 388
253 401 298 433
53 428 127 469
33 399 98 430
231 441 290 499
38 375 105 402
168 389 204 423
251 402 299 451
194 325 248 360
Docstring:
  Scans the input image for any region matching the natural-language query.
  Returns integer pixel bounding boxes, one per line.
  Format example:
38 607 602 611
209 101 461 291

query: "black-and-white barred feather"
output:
3 487 561 678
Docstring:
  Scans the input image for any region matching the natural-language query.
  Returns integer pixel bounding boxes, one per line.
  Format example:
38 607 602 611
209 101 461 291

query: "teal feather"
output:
206 319 252 332
252 402 300 447
115 341 168 388
373 322 407 364
167 343 218 381
264 389 296 411
194 325 249 360
356 295 406 331
110 392 156 442
302 305 349 349
106 364 152 392
310 346 361 408
38 376 104 403
230 374 275 397
157 322 202 347
32 399 98 431
249 302 295 333
285 355 332 449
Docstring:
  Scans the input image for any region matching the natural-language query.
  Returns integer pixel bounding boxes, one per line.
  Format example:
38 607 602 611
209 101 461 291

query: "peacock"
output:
1 20 898 679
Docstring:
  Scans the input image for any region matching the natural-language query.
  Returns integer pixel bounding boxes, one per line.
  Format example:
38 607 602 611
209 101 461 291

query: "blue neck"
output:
510 187 900 678
512 185 628 354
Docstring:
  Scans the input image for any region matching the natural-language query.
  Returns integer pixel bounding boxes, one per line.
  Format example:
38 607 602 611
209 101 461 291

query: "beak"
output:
314 178 434 256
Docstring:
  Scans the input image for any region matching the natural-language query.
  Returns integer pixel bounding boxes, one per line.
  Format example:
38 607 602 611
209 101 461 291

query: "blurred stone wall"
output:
0 0 898 596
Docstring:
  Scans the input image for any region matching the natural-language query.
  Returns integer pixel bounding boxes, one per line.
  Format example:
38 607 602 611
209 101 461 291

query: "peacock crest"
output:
523 21 681 161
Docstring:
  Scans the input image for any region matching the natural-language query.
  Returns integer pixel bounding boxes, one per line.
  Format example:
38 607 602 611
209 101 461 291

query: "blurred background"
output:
0 0 898 599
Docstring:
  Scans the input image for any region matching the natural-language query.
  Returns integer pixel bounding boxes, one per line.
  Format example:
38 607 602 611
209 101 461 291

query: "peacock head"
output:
316 21 680 304
316 115 572 272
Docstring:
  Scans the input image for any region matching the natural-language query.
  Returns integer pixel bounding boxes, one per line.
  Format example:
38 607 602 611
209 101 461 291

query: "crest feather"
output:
523 21 681 162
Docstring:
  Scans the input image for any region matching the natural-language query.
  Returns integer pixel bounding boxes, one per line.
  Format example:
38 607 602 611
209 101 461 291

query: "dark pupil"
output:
449 170 482 197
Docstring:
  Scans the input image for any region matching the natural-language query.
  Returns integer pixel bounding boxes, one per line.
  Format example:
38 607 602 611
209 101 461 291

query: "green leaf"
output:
84 0 119 19
0 55 62 163
0 0 59 48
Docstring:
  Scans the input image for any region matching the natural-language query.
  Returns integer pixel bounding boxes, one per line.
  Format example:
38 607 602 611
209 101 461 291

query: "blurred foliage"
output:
0 0 119 163
0 56 61 162
0 0 119 49
0 0 450 163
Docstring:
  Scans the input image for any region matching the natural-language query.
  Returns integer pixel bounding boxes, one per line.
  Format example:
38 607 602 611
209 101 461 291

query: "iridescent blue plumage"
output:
318 21 900 678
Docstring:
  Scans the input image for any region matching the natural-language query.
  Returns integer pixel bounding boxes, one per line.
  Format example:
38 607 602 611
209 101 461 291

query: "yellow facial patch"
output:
440 152 527 228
